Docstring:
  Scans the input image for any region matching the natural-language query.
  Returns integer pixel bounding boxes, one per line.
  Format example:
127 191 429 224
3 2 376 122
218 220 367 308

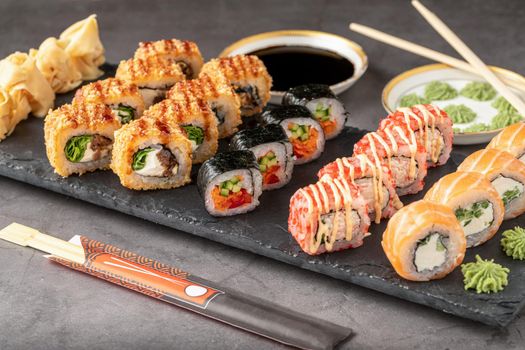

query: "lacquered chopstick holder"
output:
47 235 352 350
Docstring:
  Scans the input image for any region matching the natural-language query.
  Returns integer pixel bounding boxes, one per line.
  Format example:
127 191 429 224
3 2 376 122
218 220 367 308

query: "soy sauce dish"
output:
219 30 368 103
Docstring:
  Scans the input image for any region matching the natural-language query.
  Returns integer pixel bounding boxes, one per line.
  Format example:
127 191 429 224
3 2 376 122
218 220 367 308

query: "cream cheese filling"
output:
414 233 446 272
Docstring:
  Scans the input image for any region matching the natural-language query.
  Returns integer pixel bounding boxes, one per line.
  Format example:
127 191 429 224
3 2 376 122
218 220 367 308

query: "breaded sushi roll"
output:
200 55 272 117
144 98 218 164
167 73 241 138
259 105 325 165
111 114 192 190
458 149 525 220
44 103 120 177
288 177 371 255
197 150 263 217
487 122 525 163
425 172 504 247
382 200 466 282
353 128 428 196
379 104 453 167
73 78 145 124
230 124 293 191
318 155 403 223
134 39 204 79
116 55 185 108
282 84 347 140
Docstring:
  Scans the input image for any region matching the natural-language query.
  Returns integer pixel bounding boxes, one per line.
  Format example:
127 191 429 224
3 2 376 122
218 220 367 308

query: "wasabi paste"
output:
491 112 523 129
460 82 496 101
501 226 525 260
424 81 458 101
454 123 490 133
461 255 509 294
444 104 477 124
492 96 518 115
399 93 429 108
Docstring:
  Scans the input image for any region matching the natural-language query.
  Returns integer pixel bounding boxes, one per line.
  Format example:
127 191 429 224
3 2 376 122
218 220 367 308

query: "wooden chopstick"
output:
411 0 525 115
0 223 86 264
349 23 525 93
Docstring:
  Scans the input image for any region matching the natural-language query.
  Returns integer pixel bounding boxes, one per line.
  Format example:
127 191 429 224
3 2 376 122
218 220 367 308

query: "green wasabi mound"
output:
461 255 509 294
460 82 496 101
491 112 523 129
501 226 525 260
454 123 491 133
492 96 518 115
444 104 477 124
424 81 458 101
399 93 429 108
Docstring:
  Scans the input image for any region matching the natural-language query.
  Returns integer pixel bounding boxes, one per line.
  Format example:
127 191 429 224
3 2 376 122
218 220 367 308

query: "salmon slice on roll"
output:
458 149 525 220
288 177 371 255
425 172 504 247
379 104 453 167
487 122 525 164
353 128 428 196
317 155 402 223
382 200 466 282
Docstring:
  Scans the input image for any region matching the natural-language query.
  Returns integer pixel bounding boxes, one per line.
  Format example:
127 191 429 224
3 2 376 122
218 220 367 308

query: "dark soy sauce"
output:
249 46 355 92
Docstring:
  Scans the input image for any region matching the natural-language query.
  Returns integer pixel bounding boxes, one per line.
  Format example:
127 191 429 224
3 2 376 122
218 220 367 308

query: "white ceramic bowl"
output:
382 64 525 145
219 30 368 104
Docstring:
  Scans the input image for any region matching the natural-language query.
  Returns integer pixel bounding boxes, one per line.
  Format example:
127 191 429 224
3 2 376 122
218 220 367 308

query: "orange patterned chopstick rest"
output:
48 236 352 350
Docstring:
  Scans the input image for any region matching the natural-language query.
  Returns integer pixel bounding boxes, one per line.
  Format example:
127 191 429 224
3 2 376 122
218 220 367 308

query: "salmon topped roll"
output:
283 84 348 140
166 73 241 138
353 128 428 196
44 103 121 177
111 114 192 190
379 104 453 167
73 78 145 124
487 122 525 163
116 55 185 108
318 155 402 223
144 98 218 164
134 39 204 79
200 55 272 117
425 172 504 247
458 149 525 220
259 105 325 165
382 200 466 282
288 177 371 255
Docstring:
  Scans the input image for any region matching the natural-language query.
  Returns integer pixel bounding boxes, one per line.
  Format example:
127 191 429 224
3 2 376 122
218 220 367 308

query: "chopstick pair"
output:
349 0 525 116
0 223 352 350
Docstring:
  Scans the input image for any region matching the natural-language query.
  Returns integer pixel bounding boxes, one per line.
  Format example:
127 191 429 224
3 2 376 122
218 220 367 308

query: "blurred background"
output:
1 1 524 349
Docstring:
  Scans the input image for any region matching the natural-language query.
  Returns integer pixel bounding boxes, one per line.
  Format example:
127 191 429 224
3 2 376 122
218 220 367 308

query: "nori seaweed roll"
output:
282 84 347 140
198 150 263 217
230 124 294 191
259 105 325 165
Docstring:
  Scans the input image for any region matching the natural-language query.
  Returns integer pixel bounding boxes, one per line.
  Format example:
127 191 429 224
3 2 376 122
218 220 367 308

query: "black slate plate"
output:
1 65 524 327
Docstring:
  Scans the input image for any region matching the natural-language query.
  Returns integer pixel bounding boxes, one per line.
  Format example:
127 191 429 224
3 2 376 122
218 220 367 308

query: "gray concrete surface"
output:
1 0 524 349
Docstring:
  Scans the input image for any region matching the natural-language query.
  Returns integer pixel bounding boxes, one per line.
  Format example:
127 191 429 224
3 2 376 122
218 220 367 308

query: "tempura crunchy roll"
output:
73 78 145 124
111 114 192 190
145 99 218 164
44 103 120 177
167 73 241 138
200 55 272 117
134 39 204 79
116 55 185 108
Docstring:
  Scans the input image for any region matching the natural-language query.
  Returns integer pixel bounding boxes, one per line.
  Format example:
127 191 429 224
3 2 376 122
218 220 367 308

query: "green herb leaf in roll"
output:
116 104 136 124
65 135 94 163
132 147 155 171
